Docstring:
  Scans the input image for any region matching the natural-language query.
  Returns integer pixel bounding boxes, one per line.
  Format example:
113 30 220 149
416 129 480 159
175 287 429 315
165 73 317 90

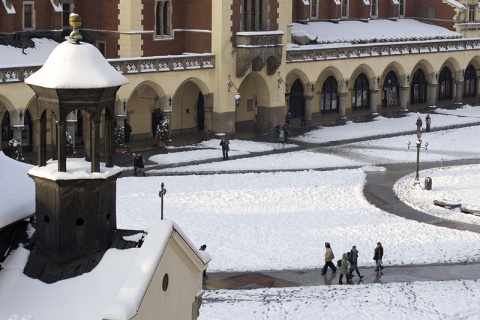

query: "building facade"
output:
1 0 480 154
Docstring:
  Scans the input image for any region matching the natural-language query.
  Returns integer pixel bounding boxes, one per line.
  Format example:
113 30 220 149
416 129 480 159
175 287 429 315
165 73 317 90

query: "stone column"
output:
39 114 47 166
338 92 347 120
427 83 437 107
304 95 313 124
455 79 464 105
83 113 91 162
370 89 379 114
399 85 409 113
91 117 100 173
57 120 66 172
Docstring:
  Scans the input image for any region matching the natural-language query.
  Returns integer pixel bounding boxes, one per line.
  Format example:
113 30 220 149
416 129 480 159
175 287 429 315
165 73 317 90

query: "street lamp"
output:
407 130 428 185
159 182 167 220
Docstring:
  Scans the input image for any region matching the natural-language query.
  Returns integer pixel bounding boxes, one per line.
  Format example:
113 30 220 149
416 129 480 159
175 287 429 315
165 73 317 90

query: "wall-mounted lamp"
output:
406 74 410 82
435 72 439 80
462 69 465 77
18 109 24 121
234 91 241 107
168 96 172 107
345 79 349 86
228 75 241 107
377 76 380 83
123 98 127 111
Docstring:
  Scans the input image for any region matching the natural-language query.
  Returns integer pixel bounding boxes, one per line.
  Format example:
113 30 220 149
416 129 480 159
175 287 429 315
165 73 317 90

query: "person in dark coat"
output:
415 116 422 132
373 242 384 271
133 153 144 176
321 242 336 275
285 111 292 124
283 123 290 143
220 138 230 160
425 114 431 132
348 245 364 279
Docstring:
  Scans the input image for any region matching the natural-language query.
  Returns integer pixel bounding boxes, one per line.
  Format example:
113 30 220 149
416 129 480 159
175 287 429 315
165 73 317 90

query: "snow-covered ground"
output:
2 105 480 319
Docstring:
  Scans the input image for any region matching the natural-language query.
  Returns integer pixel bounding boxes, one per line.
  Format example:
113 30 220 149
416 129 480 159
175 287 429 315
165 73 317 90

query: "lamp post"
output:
407 130 428 185
159 182 167 220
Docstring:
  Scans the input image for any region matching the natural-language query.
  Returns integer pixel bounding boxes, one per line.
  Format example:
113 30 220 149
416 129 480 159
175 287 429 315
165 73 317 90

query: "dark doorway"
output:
464 65 477 98
197 92 204 131
22 110 33 152
410 69 427 105
438 67 453 101
352 73 370 111
1 111 12 150
382 71 399 108
288 79 305 119
152 108 163 136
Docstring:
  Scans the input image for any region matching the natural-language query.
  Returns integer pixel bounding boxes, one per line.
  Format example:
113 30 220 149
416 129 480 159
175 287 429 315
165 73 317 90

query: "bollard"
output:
424 177 432 190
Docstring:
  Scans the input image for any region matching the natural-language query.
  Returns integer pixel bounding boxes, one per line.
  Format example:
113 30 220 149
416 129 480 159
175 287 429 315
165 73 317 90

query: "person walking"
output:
133 153 144 176
220 138 230 160
279 127 285 146
348 245 364 279
425 114 431 132
338 252 350 284
415 116 423 132
373 242 384 271
321 242 336 275
274 125 280 143
285 111 292 124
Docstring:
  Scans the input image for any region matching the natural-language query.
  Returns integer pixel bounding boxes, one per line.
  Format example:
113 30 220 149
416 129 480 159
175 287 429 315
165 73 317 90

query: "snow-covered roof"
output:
0 219 209 319
28 158 123 181
0 38 59 69
0 152 35 229
25 40 128 89
444 0 467 9
291 19 462 45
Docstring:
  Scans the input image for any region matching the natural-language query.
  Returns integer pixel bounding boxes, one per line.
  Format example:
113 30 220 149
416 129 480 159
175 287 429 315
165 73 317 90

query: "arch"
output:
235 72 270 129
381 61 407 86
130 80 166 102
0 95 17 114
440 57 461 80
349 64 375 90
177 77 211 96
410 59 435 83
317 66 345 93
285 69 311 94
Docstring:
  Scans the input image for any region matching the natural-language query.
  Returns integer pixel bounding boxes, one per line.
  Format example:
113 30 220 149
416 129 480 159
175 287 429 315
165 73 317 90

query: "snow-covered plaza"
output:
2 106 480 319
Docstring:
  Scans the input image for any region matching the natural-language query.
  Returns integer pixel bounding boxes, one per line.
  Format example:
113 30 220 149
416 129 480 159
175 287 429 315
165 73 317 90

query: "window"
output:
311 0 317 19
341 0 348 18
410 69 427 105
242 0 268 31
371 0 377 17
321 76 339 113
155 1 172 38
464 65 477 98
23 2 34 30
437 67 453 101
428 5 435 19
62 3 73 28
399 0 405 17
96 41 106 57
382 71 399 108
469 5 476 22
352 73 370 110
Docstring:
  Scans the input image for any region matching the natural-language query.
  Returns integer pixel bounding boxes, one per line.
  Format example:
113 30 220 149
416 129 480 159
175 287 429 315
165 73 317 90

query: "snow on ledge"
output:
445 0 466 9
49 0 62 12
28 159 123 181
1 0 15 14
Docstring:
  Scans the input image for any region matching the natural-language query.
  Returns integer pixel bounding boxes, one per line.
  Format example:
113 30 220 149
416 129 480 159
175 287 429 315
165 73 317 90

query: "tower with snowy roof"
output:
23 13 130 283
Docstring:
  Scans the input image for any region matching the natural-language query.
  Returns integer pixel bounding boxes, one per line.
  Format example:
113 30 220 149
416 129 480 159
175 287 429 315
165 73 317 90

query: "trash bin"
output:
424 177 432 190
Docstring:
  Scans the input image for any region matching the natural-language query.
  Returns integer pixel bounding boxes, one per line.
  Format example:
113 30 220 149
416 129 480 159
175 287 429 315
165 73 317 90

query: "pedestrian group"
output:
416 114 432 132
321 241 384 285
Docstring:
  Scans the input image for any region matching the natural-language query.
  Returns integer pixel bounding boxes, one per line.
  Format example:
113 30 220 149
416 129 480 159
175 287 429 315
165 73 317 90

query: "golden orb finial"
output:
68 13 83 44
